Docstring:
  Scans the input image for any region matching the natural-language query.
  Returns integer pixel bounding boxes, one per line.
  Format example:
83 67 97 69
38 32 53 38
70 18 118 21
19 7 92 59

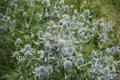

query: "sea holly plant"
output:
10 0 120 80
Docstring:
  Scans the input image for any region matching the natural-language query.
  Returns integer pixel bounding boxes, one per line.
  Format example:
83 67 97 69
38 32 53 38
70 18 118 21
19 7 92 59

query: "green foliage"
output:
0 0 120 80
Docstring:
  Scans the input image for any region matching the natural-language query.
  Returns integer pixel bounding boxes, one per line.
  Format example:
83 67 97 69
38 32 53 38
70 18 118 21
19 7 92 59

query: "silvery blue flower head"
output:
2 15 9 22
83 9 90 16
56 7 60 11
67 47 73 53
24 44 31 51
65 21 71 28
65 47 73 55
79 32 85 37
43 51 49 58
98 76 106 80
104 66 110 75
92 26 98 32
53 10 59 17
62 14 70 20
63 21 71 29
39 50 44 57
91 50 96 56
77 57 84 64
73 10 79 17
42 0 50 6
58 20 63 26
35 66 47 75
36 13 42 20
44 42 52 51
62 5 69 11
45 27 51 33
91 58 98 65
107 22 112 31
100 33 106 40
64 60 72 68
110 47 116 53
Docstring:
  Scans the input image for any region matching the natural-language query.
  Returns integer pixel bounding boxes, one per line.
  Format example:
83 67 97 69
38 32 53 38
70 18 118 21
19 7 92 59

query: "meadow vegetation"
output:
0 0 120 80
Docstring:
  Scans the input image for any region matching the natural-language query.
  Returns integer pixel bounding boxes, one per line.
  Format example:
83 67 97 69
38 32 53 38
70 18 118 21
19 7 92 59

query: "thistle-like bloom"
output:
104 66 110 75
100 33 106 40
98 76 106 80
109 47 116 53
65 47 73 55
39 50 44 57
24 44 31 51
107 23 112 31
53 10 59 17
91 50 96 56
92 26 98 32
67 47 73 53
43 51 49 58
36 13 42 20
42 0 50 6
64 60 72 68
44 42 52 51
83 9 90 16
62 5 69 11
58 20 63 26
63 21 71 29
73 10 79 17
77 57 84 64
91 58 98 65
56 7 60 11
35 66 47 75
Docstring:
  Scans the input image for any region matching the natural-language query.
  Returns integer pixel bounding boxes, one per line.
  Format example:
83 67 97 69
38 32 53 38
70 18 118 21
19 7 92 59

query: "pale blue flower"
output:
35 66 47 75
77 57 84 64
64 60 72 68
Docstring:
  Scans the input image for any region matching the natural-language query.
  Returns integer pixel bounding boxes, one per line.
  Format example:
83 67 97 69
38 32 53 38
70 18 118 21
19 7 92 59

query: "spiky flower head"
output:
91 58 98 65
42 0 50 6
35 66 47 75
24 44 31 51
77 57 84 64
100 33 106 40
44 42 52 51
83 9 90 16
64 60 72 68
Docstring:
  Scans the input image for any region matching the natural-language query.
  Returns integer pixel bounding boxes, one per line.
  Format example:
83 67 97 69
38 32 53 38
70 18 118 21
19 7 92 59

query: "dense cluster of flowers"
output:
7 0 120 80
